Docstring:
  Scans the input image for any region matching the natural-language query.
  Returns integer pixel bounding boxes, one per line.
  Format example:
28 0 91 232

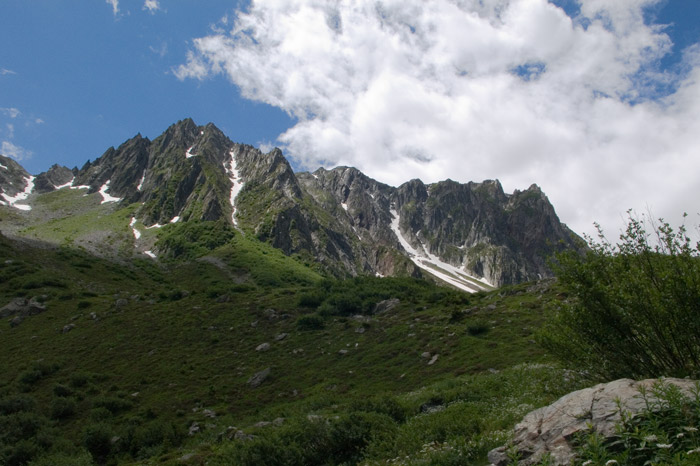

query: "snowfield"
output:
1 175 35 211
224 148 245 226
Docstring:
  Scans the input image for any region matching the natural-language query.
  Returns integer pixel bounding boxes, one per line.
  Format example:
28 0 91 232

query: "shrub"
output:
82 423 113 461
92 396 133 414
297 314 325 331
540 212 700 379
26 450 93 466
3 439 38 466
0 395 36 415
69 373 89 388
318 292 363 316
467 320 490 336
50 397 76 420
52 384 73 397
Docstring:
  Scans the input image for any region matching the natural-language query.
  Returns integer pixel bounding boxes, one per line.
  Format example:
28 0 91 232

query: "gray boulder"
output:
255 342 271 352
374 298 400 314
488 378 699 466
1 297 46 319
247 368 271 388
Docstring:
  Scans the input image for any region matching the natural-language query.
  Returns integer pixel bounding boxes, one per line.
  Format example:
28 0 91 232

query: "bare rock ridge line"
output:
0 118 581 288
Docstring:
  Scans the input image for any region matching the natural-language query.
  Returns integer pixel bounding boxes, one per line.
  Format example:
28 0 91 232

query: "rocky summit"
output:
0 118 580 290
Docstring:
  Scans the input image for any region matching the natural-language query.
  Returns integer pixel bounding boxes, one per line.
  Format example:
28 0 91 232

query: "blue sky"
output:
0 1 291 173
2 0 700 237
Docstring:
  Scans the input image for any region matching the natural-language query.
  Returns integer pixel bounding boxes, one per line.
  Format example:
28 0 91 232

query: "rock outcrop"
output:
488 378 700 466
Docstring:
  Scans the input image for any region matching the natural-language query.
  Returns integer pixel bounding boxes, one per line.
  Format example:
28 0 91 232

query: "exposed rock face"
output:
488 378 699 466
1 119 580 288
0 154 33 208
33 164 75 193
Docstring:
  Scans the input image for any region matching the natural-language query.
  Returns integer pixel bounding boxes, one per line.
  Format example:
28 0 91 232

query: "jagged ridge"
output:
0 119 580 289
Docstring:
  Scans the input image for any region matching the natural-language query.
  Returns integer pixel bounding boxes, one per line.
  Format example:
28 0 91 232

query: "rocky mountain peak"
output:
0 119 581 289
33 164 75 193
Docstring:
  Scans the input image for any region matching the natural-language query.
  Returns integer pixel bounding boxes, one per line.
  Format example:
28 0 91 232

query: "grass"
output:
0 228 583 465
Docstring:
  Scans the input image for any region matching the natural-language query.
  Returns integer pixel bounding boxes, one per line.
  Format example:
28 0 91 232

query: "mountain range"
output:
0 118 579 291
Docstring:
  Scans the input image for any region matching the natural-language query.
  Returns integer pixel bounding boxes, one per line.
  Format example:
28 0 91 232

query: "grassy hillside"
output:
0 230 588 465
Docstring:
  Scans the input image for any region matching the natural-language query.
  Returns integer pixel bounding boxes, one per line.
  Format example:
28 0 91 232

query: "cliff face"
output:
0 119 580 290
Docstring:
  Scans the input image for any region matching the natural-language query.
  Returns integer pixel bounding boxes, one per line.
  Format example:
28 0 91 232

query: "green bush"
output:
297 314 325 331
27 450 93 466
82 422 113 461
92 395 133 414
50 397 76 420
0 395 36 415
540 212 700 379
467 320 490 336
52 384 73 398
2 439 39 466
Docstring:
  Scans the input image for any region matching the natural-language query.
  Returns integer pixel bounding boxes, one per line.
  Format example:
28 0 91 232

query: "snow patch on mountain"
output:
54 178 74 190
129 217 141 240
170 216 180 223
390 208 492 293
185 145 196 158
137 172 146 191
1 175 34 211
224 148 245 226
98 181 122 204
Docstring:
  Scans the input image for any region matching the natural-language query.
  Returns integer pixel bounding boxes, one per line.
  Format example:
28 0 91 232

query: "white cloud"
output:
177 0 700 237
1 141 32 161
143 0 160 14
6 124 14 139
106 0 119 16
0 68 16 76
149 42 168 57
1 108 20 119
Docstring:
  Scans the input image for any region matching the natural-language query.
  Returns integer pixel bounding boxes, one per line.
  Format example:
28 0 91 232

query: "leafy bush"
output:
92 395 133 414
2 439 38 466
17 362 59 389
0 395 36 415
50 397 76 420
540 213 700 379
297 314 325 331
52 384 73 398
26 450 93 466
82 422 113 461
218 413 397 466
467 320 490 336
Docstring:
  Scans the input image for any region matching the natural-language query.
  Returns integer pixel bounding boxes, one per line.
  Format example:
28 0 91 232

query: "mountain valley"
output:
0 119 589 465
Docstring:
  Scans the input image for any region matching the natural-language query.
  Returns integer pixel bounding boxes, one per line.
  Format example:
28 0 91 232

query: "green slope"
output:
0 231 586 465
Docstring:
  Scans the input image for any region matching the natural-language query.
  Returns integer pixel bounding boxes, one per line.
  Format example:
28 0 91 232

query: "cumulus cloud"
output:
1 141 32 161
106 0 119 16
176 0 700 236
143 0 160 14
